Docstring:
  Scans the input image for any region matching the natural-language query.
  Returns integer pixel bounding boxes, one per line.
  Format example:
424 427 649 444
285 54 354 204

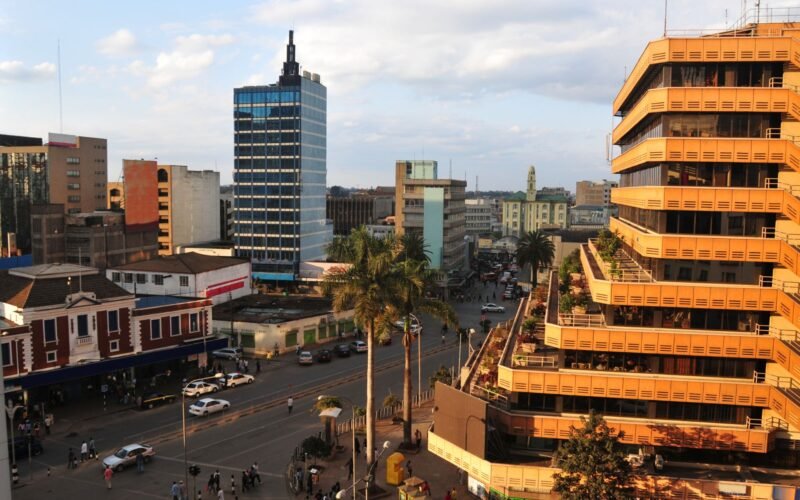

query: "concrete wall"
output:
122 160 159 232
424 187 445 269
170 166 220 248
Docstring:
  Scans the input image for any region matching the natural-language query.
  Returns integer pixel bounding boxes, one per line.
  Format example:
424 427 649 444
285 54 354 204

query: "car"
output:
393 317 421 333
333 344 351 357
182 381 219 398
211 347 242 360
188 398 230 417
8 437 43 459
102 443 155 472
350 340 368 353
298 351 314 365
503 291 514 299
140 392 177 409
654 454 664 471
315 349 332 363
625 454 644 469
481 303 505 313
223 372 254 388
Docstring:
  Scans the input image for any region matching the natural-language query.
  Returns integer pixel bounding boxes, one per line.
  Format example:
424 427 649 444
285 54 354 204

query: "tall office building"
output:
233 31 332 281
428 13 800 498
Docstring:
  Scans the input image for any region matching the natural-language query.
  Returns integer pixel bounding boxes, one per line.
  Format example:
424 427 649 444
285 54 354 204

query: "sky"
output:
0 0 785 191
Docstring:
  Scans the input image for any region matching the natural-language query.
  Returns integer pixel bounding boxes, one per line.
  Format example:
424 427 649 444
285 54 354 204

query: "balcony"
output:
611 185 785 213
76 335 94 346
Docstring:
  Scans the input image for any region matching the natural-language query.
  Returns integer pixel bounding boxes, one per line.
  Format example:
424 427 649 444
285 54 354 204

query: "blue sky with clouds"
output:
0 0 774 190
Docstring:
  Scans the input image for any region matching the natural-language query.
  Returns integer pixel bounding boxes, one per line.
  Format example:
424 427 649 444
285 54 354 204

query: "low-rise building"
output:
575 179 617 207
326 193 393 236
106 252 251 305
212 295 355 357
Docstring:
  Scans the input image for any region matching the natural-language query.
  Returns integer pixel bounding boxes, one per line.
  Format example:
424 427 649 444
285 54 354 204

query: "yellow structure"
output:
385 451 405 486
430 11 800 499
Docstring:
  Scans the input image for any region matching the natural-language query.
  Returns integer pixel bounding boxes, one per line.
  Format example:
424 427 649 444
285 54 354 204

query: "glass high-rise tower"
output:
233 31 331 280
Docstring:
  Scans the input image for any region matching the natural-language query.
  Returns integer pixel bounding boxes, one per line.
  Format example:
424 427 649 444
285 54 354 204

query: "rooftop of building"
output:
571 204 609 210
0 265 130 309
178 241 235 250
110 252 247 274
135 295 197 309
534 193 569 203
212 294 334 324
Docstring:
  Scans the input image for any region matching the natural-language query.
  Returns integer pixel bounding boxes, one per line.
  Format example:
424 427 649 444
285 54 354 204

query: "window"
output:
124 273 133 284
44 319 57 343
66 157 80 164
136 273 146 284
1 343 10 367
108 310 119 332
150 319 162 340
77 315 89 337
154 275 165 285
171 316 181 336
189 313 199 333
66 170 80 177
67 195 81 202
67 183 80 190
46 351 57 363
111 272 121 283
109 340 119 353
179 276 189 287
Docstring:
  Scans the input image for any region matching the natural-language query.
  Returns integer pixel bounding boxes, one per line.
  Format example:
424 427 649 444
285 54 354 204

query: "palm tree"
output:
321 227 399 468
516 230 556 287
397 231 430 263
392 257 457 449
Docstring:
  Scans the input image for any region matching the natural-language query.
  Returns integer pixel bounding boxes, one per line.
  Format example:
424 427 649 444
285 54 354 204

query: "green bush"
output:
301 435 331 459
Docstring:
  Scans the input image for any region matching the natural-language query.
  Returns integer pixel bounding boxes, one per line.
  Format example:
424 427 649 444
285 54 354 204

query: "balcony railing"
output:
510 354 557 369
587 239 654 283
755 323 800 341
557 313 606 328
76 336 93 346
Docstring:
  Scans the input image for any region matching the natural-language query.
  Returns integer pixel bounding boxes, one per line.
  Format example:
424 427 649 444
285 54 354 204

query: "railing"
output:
765 128 800 144
471 384 509 410
557 313 606 328
587 239 655 283
765 177 800 196
755 323 800 341
333 389 436 436
759 275 800 293
511 354 557 369
746 416 790 431
762 227 800 247
76 336 93 346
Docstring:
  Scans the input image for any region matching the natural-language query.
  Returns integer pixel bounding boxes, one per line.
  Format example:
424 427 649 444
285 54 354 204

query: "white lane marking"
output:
155 455 282 478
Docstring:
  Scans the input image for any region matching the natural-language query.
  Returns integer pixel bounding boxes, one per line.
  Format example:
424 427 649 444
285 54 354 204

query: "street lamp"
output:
364 440 391 500
5 404 23 472
181 373 224 488
318 395 357 499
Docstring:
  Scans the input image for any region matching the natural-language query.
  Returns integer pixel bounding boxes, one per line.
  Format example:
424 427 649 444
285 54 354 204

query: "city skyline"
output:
2 0 759 190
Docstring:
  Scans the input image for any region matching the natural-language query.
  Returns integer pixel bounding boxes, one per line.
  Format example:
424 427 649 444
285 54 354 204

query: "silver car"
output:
102 443 155 472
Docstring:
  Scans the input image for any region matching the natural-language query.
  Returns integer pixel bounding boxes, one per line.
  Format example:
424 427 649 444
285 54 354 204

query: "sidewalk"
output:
298 400 471 499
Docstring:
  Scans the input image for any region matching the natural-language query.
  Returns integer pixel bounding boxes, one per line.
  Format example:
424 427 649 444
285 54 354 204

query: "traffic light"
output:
188 464 201 477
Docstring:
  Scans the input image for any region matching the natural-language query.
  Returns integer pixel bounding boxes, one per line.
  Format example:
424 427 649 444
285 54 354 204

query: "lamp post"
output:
318 394 357 499
5 404 23 473
364 440 390 500
181 373 224 488
409 314 421 406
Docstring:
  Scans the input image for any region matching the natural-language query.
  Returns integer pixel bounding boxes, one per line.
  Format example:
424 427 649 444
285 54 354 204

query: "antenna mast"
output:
663 0 668 36
57 39 63 133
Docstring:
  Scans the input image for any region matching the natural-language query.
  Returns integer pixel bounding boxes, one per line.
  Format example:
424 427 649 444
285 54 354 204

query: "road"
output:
11 285 516 499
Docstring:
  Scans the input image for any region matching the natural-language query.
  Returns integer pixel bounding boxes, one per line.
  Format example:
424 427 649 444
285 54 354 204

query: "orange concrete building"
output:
429 13 800 499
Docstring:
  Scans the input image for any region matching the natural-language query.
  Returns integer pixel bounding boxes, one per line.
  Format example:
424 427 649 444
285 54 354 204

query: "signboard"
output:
467 476 487 499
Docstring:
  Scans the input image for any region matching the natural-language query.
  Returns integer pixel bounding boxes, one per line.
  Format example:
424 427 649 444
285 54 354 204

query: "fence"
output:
334 388 436 436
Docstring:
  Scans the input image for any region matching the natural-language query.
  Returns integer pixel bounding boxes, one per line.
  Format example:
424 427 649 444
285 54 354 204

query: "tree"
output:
517 230 555 287
397 231 430 263
552 411 634 500
322 227 399 468
390 257 456 449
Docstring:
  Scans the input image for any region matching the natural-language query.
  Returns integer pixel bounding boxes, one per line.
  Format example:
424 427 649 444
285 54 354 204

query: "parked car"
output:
315 349 332 363
502 290 514 299
350 340 368 353
182 381 219 398
102 443 155 472
188 398 230 417
140 392 177 409
222 372 254 388
333 344 351 357
211 347 242 360
8 437 43 459
298 351 314 365
481 303 505 313
654 454 664 471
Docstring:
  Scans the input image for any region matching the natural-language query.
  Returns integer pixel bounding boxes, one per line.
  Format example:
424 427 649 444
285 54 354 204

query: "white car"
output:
102 443 155 472
224 372 254 387
182 381 219 398
481 303 505 313
349 340 368 353
298 351 313 365
189 398 230 416
212 347 242 360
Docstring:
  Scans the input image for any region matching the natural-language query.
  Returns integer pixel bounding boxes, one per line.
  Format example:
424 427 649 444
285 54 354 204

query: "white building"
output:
465 198 496 236
107 252 251 305
167 166 221 250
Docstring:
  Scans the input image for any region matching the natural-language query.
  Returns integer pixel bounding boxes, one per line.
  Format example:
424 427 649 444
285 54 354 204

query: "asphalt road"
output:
11 285 516 500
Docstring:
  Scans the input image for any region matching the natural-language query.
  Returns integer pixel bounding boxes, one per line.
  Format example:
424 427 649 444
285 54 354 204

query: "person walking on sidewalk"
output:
88 437 96 460
415 428 422 450
345 457 353 480
103 465 113 489
80 440 88 462
354 437 361 456
171 481 180 500
406 460 413 477
67 448 76 469
287 396 294 413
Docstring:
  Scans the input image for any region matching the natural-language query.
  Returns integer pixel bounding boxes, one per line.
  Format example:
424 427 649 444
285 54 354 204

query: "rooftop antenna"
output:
663 0 668 36
476 175 479 196
57 39 63 133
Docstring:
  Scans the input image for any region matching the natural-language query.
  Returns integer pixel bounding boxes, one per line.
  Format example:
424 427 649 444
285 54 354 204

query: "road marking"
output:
156 455 282 477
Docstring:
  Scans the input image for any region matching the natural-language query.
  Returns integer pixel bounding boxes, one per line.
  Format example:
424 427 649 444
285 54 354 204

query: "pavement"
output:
292 400 469 499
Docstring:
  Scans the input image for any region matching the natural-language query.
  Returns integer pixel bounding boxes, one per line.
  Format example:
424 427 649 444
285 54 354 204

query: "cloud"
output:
97 29 139 56
128 33 235 88
0 61 56 83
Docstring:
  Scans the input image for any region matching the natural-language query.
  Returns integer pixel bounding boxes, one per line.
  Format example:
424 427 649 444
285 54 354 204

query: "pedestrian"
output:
33 422 40 438
296 344 301 355
198 490 203 500
450 487 458 499
251 462 261 484
67 448 76 469
44 414 52 435
136 451 145 472
214 469 221 491
354 437 361 456
306 472 313 494
231 473 236 495
415 428 422 450
406 460 413 477
80 440 88 462
244 359 249 373
345 457 353 479
103 465 113 489
180 481 187 499
256 359 261 373
241 470 249 492
88 437 96 459
172 481 181 500
207 473 215 493
445 490 452 500
217 488 224 500
287 396 294 413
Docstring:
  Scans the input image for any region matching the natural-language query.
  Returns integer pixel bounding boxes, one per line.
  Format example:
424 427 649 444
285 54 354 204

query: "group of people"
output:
67 437 96 469
240 462 262 492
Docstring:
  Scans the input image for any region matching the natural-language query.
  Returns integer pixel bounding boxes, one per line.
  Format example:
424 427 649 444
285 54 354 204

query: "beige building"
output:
107 182 124 210
575 179 617 206
502 165 569 237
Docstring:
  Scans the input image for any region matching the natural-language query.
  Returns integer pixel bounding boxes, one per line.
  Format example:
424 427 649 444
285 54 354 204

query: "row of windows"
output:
612 305 766 333
149 313 200 340
66 170 80 177
111 272 190 287
618 207 773 237
564 350 758 378
619 163 776 188
235 146 299 157
236 132 298 144
234 90 299 105
236 224 299 235
235 198 298 209
234 185 298 196
235 118 298 132
235 105 300 119
234 172 297 183
234 236 299 247
235 159 298 169
301 106 325 123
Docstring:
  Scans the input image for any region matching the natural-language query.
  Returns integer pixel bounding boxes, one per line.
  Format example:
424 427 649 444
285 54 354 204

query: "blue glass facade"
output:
233 32 332 279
